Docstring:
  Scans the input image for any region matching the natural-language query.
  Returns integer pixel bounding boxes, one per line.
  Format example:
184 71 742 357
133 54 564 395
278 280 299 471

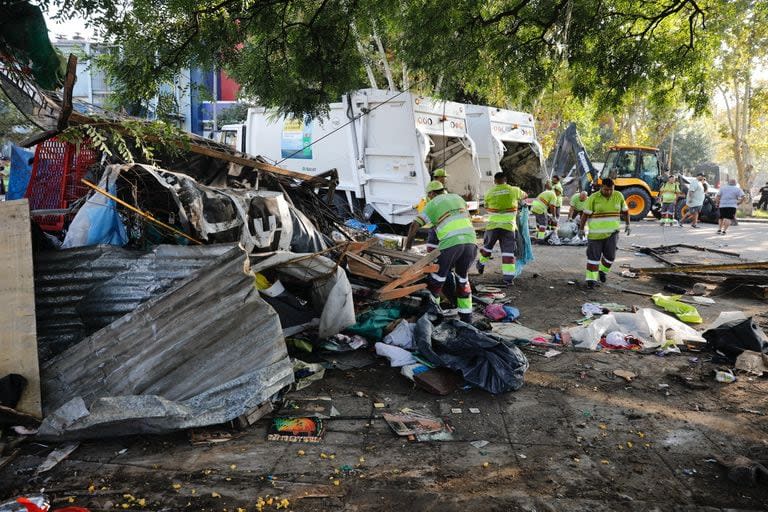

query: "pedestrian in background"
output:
679 174 706 228
758 181 768 211
716 178 745 235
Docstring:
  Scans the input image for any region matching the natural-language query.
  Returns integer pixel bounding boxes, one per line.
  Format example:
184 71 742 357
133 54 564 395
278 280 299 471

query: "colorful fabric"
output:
416 193 475 250
484 184 524 231
530 190 556 215
583 191 627 241
660 182 680 204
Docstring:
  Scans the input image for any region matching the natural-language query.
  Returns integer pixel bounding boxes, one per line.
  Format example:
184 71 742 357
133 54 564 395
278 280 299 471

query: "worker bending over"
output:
476 172 527 285
405 181 477 323
413 168 449 252
579 178 630 289
568 191 589 223
530 187 560 242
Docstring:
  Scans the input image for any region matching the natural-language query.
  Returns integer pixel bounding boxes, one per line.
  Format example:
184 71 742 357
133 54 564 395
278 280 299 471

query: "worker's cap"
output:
696 173 706 177
433 168 448 177
425 180 445 193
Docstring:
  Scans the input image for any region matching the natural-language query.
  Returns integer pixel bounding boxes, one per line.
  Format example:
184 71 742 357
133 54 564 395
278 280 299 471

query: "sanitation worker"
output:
405 180 477 323
530 187 560 242
551 175 564 219
568 191 589 223
659 175 682 226
475 172 526 285
579 178 630 289
414 168 449 252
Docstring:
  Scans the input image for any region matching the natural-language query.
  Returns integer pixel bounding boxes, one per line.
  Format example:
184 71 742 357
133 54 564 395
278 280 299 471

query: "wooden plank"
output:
364 246 423 262
377 250 441 293
185 144 319 181
347 259 390 283
346 252 384 272
0 200 41 418
631 261 768 274
377 283 427 301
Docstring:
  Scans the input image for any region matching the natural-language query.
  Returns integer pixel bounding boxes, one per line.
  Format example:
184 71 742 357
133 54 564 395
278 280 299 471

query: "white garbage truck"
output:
219 89 544 225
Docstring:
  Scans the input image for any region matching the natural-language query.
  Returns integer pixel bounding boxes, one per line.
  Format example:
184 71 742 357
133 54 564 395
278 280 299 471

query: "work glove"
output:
624 224 631 236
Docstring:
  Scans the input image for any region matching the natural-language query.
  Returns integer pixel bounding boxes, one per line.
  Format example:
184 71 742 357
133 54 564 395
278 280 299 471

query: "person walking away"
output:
476 172 527 285
568 191 589 223
530 187 560 242
680 174 706 228
413 168 449 252
405 181 477 323
758 181 768 211
578 178 630 289
659 175 682 226
716 178 745 235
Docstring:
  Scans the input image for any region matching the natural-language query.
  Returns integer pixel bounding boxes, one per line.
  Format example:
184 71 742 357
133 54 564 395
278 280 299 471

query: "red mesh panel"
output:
26 139 99 232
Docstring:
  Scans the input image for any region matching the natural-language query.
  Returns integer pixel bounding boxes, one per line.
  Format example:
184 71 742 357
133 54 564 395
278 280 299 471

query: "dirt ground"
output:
2 220 768 511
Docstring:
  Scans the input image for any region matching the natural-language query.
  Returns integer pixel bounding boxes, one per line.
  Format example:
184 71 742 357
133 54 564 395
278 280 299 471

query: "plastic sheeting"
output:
514 206 534 277
414 316 529 394
7 145 33 200
568 308 706 350
38 250 293 440
61 172 128 248
248 251 356 339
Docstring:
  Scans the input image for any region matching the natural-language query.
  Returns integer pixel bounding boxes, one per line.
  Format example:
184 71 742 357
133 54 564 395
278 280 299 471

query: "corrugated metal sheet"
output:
34 244 237 362
39 251 293 439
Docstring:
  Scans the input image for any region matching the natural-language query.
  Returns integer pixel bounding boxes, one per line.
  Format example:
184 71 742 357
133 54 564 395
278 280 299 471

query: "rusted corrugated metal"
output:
34 244 237 361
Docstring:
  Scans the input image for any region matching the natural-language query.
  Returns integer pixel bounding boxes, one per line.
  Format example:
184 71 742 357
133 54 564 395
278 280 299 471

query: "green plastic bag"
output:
651 293 702 324
345 305 403 341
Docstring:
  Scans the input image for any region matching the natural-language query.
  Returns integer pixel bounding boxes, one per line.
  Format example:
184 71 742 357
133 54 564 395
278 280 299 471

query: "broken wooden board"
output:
631 261 768 274
0 200 42 418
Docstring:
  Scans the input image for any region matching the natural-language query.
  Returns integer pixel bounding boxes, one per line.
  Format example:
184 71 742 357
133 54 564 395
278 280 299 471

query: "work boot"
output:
587 280 597 289
459 313 472 323
503 276 515 287
599 271 607 283
475 261 485 275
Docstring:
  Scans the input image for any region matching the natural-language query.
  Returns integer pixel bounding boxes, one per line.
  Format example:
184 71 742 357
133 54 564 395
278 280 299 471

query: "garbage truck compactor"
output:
220 89 545 225
221 89 482 225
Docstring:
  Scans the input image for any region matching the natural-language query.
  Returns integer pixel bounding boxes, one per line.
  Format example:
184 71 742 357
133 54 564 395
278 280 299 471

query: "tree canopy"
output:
38 0 724 117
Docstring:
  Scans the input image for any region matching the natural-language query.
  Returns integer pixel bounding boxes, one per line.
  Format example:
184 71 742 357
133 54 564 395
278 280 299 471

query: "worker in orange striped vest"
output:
530 187 561 242
414 168 449 252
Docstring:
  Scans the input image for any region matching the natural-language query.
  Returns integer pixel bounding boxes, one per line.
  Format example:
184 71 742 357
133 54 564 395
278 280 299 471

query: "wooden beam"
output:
377 283 427 301
184 144 319 181
377 250 440 293
631 261 768 274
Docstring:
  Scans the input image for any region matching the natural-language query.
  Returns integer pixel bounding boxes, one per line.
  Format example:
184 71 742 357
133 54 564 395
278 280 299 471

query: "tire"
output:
622 187 652 221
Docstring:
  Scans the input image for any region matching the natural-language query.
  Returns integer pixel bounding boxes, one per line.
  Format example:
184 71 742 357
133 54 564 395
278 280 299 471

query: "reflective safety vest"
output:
553 182 564 207
530 190 557 215
570 193 587 213
416 193 475 250
484 184 524 231
660 183 680 203
583 191 628 240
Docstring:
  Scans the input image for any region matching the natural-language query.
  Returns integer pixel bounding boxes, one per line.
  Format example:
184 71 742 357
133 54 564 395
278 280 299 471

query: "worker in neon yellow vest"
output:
659 175 682 226
405 180 476 323
414 168 449 252
578 178 630 289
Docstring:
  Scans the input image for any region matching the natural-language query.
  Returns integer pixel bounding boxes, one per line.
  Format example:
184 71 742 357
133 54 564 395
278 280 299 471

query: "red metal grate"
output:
25 138 99 231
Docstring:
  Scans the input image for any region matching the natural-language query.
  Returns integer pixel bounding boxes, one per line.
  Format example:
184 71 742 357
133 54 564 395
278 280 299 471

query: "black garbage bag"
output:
0 374 27 409
703 318 768 363
414 315 528 394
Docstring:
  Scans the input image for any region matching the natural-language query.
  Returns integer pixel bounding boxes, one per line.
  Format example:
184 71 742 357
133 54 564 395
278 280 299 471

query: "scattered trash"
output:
544 349 562 358
484 303 507 321
620 270 637 278
382 410 453 442
715 455 768 486
734 350 768 376
703 317 768 363
373 402 386 409
276 397 339 419
382 320 416 350
469 408 480 414
691 296 715 305
35 442 80 474
613 370 637 382
714 370 737 383
470 440 489 449
414 368 463 395
451 408 462 414
651 294 702 324
293 359 326 391
375 342 417 367
267 418 325 443
322 334 367 352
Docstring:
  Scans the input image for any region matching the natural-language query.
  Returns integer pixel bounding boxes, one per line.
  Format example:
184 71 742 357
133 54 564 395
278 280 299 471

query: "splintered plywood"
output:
0 199 41 418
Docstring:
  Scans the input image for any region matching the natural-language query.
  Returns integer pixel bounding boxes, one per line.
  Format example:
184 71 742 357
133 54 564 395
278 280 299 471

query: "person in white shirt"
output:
679 174 706 228
716 178 745 235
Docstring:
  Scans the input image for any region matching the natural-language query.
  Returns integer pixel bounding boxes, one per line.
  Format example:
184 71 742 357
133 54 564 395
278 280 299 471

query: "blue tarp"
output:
61 174 128 248
7 145 34 200
514 207 534 277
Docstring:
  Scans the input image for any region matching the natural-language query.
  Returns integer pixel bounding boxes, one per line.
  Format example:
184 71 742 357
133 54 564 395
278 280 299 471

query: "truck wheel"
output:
622 187 652 221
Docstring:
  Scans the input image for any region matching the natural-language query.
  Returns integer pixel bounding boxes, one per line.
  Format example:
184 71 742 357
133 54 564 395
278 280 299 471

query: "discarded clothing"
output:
375 342 418 367
414 316 529 394
347 305 404 341
652 294 702 323
322 334 367 352
599 332 642 350
383 320 416 350
292 359 325 391
484 303 507 321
